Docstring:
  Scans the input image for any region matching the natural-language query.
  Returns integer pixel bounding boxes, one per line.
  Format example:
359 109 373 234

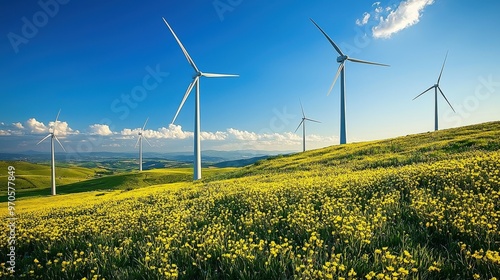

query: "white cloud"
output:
201 131 227 141
26 118 47 134
208 129 338 151
49 121 77 136
0 130 11 136
372 0 435 39
13 122 24 129
156 124 193 139
89 124 113 136
226 129 304 144
356 12 371 26
227 128 260 141
24 118 77 136
121 124 194 140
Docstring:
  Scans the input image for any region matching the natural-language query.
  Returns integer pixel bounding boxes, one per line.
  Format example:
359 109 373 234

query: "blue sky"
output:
1 0 500 153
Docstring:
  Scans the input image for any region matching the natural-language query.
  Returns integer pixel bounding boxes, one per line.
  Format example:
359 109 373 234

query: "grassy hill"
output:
1 121 499 279
0 166 237 201
223 121 500 178
0 161 103 191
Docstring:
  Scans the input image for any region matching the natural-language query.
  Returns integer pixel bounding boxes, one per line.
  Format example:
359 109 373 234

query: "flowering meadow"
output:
1 122 500 279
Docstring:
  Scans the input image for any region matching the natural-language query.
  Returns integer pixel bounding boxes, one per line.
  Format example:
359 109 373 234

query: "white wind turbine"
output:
36 110 66 196
294 100 320 152
162 17 238 180
310 18 389 145
135 117 152 172
413 52 455 131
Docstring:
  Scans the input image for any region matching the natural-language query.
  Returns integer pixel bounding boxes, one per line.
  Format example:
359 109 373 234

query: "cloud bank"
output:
355 0 435 39
0 118 339 152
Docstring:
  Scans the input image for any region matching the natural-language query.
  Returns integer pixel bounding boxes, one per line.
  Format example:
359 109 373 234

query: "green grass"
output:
0 166 238 202
219 121 500 179
0 161 101 191
1 121 499 279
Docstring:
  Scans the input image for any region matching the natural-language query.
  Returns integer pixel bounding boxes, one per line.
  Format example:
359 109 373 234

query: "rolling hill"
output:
0 161 103 191
1 121 499 279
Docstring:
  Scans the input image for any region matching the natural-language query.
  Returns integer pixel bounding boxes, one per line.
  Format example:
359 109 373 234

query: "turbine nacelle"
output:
337 55 348 63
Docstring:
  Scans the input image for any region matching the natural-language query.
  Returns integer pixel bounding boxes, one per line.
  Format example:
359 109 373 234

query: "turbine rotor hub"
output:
337 55 348 63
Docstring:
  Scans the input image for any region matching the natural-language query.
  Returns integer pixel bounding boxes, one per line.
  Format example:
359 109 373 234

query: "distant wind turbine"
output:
135 117 152 172
413 52 455 131
294 100 320 152
162 17 238 180
310 18 389 145
36 109 66 196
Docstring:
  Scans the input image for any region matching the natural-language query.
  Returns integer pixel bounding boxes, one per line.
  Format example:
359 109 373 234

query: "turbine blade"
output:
294 119 304 133
299 99 305 118
438 86 455 113
309 18 344 56
172 77 198 124
347 57 389 67
135 135 141 148
54 109 61 123
36 134 52 145
54 135 66 152
413 85 435 100
162 17 199 73
305 118 321 123
327 63 344 96
143 136 153 147
437 51 448 85
142 117 149 131
201 72 239 78
52 109 61 133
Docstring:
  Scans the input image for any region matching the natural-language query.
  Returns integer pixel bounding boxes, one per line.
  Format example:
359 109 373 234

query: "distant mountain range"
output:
0 150 292 168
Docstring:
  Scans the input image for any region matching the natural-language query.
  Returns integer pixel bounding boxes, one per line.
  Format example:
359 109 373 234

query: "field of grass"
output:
1 122 499 279
0 166 237 202
0 161 103 192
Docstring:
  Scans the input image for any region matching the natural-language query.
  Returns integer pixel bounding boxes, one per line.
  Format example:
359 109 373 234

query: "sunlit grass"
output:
1 121 499 279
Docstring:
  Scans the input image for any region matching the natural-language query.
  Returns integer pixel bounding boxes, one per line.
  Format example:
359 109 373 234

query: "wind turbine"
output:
162 17 238 180
310 18 389 145
413 52 455 131
135 117 152 172
294 100 320 152
36 110 66 196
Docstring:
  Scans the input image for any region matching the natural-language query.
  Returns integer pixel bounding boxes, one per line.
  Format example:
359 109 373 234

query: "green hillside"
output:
0 161 102 190
223 121 500 178
0 166 236 201
1 121 499 279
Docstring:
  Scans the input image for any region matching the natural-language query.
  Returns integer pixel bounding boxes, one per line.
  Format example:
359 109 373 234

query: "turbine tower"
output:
294 100 320 152
135 117 152 172
162 17 238 180
310 18 389 145
36 110 66 196
413 52 455 131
